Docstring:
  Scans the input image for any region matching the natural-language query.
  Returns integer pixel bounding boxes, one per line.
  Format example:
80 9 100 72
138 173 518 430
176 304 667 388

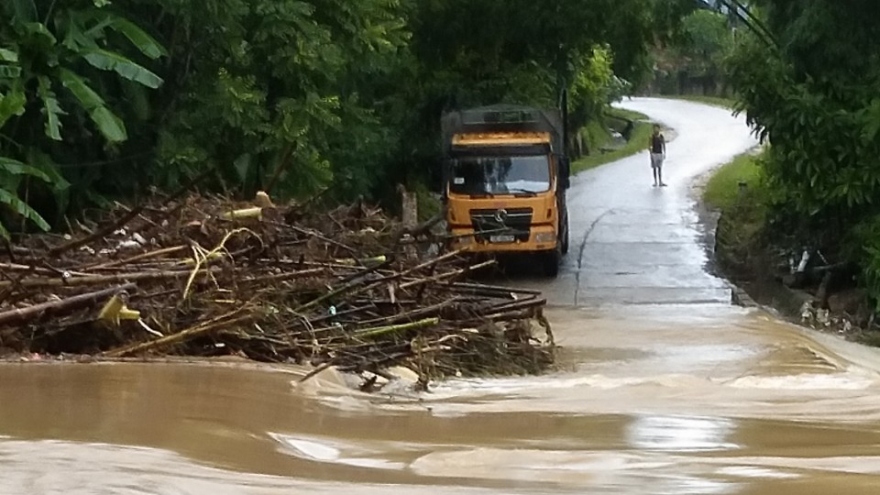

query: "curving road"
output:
522 98 759 306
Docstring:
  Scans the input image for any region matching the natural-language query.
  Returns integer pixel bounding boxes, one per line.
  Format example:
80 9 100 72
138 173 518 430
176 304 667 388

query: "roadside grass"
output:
667 95 737 109
705 148 769 274
610 107 650 122
572 108 652 174
703 150 763 211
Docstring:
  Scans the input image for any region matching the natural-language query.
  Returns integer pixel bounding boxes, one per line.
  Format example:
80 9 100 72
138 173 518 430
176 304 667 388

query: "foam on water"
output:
725 372 876 391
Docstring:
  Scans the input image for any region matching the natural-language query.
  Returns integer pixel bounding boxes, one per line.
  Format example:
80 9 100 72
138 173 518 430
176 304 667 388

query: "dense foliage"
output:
726 0 880 304
650 7 735 96
0 0 696 238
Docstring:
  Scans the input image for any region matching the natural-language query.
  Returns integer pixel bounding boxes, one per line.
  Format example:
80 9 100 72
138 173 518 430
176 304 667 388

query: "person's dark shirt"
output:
651 133 664 154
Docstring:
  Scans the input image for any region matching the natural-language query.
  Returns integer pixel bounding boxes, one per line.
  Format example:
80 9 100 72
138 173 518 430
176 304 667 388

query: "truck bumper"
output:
450 225 558 253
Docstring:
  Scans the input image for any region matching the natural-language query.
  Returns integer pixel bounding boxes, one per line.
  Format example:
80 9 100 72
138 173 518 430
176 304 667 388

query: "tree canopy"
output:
0 0 697 237
725 0 880 302
728 0 880 225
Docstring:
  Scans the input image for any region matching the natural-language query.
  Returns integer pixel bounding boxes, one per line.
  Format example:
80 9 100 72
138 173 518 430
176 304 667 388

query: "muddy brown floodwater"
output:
3 99 880 494
4 306 880 495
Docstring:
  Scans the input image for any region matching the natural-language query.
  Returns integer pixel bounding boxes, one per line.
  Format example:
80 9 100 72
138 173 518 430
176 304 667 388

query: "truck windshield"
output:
450 155 551 195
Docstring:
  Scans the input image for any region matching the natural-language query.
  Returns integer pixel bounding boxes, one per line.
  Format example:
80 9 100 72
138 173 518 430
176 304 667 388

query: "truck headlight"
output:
457 235 474 245
535 232 556 243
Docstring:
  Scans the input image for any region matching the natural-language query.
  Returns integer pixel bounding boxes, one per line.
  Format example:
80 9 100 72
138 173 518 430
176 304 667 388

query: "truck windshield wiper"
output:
504 188 537 197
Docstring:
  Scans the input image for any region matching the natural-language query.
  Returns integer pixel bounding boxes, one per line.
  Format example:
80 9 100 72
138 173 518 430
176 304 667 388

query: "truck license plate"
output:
489 234 515 243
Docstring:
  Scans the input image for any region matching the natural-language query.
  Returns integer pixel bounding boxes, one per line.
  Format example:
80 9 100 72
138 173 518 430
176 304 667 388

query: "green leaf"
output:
83 49 164 88
58 68 127 142
62 11 98 52
37 76 65 141
0 187 51 233
0 48 18 63
26 149 70 191
21 22 58 51
107 18 168 60
91 106 127 142
0 220 8 240
0 85 26 128
0 65 23 79
0 156 52 182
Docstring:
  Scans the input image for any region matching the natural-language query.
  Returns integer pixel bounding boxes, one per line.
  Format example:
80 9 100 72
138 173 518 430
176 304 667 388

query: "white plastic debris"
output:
799 301 813 322
816 308 830 326
117 240 142 250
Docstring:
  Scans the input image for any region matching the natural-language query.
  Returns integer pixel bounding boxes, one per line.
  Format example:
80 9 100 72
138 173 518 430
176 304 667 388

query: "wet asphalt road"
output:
522 97 759 306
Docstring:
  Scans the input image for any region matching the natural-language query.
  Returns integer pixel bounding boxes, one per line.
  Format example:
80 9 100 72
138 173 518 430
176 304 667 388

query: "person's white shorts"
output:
650 153 665 168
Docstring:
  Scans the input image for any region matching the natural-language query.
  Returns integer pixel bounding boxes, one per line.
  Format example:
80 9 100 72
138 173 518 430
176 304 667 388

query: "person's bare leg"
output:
659 167 667 187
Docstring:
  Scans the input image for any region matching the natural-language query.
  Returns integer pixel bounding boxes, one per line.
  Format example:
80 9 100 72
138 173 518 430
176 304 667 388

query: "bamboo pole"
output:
398 260 495 290
105 310 254 357
85 245 188 270
0 283 136 327
0 267 226 288
357 297 460 326
353 317 440 339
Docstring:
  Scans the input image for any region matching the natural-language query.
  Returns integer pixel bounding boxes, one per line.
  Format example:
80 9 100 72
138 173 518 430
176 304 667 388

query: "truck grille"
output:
469 207 533 242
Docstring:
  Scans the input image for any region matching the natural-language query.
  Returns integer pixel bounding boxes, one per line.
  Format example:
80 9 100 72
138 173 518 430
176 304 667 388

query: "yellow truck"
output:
441 103 571 276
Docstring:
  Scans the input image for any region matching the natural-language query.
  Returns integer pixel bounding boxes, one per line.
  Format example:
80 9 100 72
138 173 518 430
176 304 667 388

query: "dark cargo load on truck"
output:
441 104 566 158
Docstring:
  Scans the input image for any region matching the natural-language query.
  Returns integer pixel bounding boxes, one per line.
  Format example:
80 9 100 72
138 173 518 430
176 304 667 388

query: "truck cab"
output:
441 105 571 276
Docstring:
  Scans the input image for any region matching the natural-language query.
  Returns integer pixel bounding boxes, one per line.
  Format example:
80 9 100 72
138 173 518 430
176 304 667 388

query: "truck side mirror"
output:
560 157 571 190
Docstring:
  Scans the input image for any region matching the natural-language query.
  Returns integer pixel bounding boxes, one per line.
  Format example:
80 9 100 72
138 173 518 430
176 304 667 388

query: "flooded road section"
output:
3 307 880 494
3 99 880 494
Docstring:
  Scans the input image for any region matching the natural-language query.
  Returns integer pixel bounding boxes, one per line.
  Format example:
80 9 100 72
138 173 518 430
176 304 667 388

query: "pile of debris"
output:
0 192 553 387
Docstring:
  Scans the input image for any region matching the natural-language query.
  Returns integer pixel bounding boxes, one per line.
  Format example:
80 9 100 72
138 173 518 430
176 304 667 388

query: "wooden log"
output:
0 283 136 327
0 263 88 277
399 185 418 261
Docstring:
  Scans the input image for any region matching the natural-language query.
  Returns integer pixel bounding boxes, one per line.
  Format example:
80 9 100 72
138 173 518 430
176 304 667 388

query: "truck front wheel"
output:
542 249 561 277
561 223 570 255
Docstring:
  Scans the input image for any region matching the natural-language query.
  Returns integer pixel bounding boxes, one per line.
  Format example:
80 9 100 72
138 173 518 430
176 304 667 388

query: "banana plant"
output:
0 0 166 237
0 156 51 240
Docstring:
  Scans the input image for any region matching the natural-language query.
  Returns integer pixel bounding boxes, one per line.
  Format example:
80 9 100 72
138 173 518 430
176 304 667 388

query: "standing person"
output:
648 124 667 187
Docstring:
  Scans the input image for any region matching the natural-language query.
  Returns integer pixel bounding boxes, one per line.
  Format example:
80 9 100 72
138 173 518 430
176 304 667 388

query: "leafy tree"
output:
0 0 166 237
726 0 880 303
134 0 409 200
729 0 880 226
0 0 699 230
649 8 734 95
